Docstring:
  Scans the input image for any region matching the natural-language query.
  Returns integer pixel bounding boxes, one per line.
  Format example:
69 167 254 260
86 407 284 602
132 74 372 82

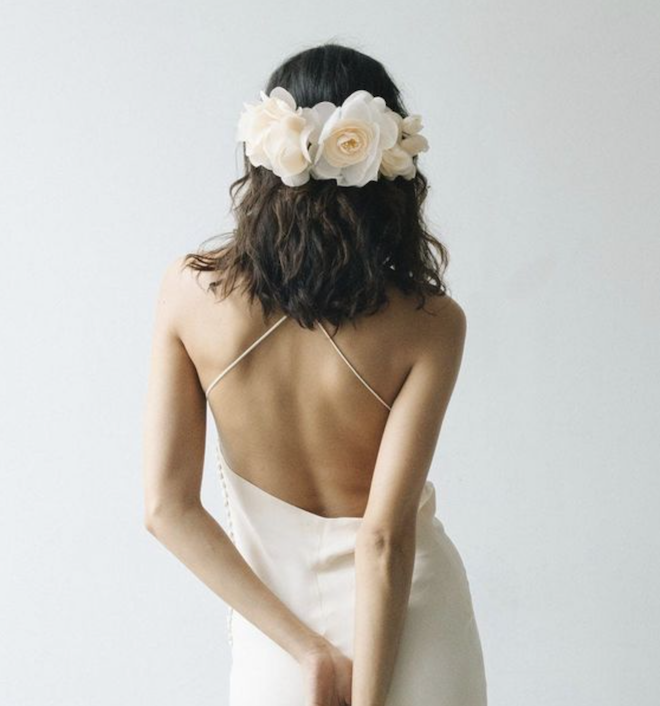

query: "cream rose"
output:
236 87 314 186
310 90 399 187
380 112 429 180
401 114 424 135
400 114 429 157
235 87 429 187
380 144 416 179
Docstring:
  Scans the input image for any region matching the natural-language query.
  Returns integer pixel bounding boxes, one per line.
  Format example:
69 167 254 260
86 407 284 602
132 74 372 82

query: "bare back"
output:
175 267 463 519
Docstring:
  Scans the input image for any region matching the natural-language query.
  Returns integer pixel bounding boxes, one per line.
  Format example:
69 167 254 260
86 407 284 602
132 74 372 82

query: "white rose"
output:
236 87 429 187
261 113 316 186
311 90 399 188
379 112 428 179
401 114 424 136
236 87 314 185
380 144 416 179
400 133 429 156
400 115 429 157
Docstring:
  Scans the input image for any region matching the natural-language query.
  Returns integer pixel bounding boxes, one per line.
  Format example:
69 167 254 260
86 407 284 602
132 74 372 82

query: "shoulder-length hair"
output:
184 42 449 329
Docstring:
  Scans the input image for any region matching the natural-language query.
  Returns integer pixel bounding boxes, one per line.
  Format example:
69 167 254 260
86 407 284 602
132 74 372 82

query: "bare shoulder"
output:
387 287 467 358
412 294 467 387
420 292 466 338
158 253 207 293
153 254 210 336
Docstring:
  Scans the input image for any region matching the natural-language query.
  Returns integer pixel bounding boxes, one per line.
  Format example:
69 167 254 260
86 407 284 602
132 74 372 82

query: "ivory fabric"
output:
214 436 488 705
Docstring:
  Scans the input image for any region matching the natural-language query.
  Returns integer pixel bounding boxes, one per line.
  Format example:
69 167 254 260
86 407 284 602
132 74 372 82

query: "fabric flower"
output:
236 87 315 186
310 90 399 187
235 87 428 187
380 112 429 180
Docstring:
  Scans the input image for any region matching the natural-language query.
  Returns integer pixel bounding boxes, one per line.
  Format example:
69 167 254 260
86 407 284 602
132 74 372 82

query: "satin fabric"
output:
215 437 487 705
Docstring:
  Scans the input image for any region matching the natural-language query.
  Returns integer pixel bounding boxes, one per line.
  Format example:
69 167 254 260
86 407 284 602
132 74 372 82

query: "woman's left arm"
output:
141 258 328 665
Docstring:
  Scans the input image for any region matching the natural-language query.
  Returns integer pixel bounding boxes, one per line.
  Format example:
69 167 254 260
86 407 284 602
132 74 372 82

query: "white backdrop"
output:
1 2 659 705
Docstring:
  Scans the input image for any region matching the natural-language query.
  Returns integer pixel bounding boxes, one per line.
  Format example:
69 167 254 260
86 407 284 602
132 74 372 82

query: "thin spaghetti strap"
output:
205 314 288 398
317 322 392 411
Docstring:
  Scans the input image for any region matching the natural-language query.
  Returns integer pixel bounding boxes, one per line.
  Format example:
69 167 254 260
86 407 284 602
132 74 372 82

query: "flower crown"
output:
236 87 429 188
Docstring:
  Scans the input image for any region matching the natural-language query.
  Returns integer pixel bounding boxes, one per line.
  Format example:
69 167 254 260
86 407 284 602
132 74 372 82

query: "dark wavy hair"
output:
183 42 449 329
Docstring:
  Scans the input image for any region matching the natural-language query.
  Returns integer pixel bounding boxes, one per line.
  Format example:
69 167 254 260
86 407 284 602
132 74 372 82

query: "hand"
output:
300 639 353 705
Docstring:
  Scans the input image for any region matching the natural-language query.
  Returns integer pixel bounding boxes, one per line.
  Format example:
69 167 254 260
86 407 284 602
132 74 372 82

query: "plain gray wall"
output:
1 1 659 705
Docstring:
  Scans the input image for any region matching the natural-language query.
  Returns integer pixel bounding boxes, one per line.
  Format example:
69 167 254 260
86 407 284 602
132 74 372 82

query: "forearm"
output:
146 502 327 662
351 530 416 706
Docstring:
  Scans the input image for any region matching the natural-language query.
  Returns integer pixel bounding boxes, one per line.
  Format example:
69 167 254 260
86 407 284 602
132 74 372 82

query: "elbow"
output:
144 511 160 535
143 497 197 535
144 505 164 535
355 528 415 578
144 495 165 534
355 524 415 555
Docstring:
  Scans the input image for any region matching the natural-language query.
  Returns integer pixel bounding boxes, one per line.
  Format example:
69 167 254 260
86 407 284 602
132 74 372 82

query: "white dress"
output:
205 314 487 705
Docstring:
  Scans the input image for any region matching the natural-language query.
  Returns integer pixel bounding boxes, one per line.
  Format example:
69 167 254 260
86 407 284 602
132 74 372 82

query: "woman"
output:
143 43 487 706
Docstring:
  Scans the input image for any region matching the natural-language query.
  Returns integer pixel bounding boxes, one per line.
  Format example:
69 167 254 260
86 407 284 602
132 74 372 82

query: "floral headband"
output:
236 87 429 188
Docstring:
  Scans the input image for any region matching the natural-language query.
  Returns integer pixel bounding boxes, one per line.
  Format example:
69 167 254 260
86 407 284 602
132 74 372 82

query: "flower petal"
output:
269 86 297 111
341 90 375 112
311 155 341 180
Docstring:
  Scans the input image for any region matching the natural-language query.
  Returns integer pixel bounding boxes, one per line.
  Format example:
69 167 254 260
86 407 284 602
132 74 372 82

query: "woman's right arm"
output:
351 297 467 706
